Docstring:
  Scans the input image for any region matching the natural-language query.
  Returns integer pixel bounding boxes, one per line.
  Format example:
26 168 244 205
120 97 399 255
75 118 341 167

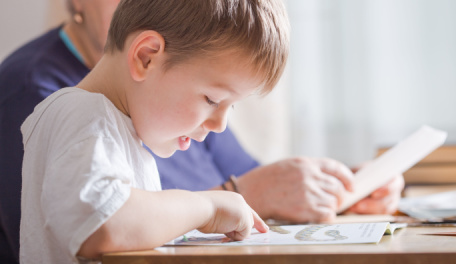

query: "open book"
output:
171 222 406 246
337 125 447 213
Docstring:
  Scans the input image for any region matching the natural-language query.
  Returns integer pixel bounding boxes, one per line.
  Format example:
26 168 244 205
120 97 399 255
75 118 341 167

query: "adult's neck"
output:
63 21 103 69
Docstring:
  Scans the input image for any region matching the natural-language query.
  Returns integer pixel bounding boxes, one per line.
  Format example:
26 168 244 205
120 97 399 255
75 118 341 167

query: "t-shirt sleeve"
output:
205 127 260 178
41 135 133 257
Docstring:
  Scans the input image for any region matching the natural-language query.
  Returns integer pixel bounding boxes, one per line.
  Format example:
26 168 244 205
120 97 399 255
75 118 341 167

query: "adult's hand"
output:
347 172 404 215
235 157 354 223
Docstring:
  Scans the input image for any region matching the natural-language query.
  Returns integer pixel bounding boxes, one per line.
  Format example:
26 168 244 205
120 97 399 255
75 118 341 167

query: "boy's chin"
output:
141 143 176 158
152 148 177 158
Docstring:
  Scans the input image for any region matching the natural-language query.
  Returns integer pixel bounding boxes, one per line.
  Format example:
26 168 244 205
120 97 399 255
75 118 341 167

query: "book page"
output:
172 222 398 246
337 125 447 213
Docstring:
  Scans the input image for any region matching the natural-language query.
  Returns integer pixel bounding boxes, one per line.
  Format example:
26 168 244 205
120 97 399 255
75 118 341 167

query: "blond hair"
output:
106 0 289 93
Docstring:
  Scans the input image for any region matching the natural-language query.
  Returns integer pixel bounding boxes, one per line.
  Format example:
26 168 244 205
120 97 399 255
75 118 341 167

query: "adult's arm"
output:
205 130 355 222
204 128 260 178
0 88 52 262
222 156 403 222
0 28 88 261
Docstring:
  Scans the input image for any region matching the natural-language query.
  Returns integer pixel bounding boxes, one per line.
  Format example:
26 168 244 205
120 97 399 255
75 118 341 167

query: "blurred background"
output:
1 0 455 167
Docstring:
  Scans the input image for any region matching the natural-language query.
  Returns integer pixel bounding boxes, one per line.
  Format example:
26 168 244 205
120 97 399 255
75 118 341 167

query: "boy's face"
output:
127 52 263 158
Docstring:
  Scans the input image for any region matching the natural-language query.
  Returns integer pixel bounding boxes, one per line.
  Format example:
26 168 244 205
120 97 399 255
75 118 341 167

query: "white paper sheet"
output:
399 190 456 219
337 125 447 213
172 222 403 246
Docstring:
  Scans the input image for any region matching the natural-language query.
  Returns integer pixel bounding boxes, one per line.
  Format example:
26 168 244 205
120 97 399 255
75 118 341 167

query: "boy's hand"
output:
197 191 268 240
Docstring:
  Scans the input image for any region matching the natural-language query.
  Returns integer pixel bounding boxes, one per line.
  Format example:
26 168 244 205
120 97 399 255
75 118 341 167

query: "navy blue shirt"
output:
0 26 259 263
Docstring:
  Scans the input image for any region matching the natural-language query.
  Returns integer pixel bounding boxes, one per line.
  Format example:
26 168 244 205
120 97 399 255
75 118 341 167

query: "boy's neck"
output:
77 54 131 117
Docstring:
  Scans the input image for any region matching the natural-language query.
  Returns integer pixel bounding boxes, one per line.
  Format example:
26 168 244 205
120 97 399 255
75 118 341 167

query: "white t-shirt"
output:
20 87 161 264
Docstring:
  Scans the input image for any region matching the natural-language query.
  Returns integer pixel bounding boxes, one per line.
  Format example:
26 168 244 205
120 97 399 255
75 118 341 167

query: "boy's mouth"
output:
178 136 191 151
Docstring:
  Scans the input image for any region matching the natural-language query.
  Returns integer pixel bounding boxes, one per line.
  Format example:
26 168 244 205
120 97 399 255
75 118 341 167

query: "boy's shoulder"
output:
28 87 110 122
32 87 100 112
21 88 110 140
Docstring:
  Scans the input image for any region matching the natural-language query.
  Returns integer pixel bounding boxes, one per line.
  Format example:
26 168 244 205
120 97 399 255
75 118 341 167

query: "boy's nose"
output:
203 110 229 133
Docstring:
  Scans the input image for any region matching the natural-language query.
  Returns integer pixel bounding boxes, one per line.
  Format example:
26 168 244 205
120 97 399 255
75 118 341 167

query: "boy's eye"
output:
205 96 219 108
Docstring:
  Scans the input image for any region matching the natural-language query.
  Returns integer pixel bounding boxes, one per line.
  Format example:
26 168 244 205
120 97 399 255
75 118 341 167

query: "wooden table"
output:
102 225 456 264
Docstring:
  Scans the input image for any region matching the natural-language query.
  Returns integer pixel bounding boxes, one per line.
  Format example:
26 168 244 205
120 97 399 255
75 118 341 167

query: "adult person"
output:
0 1 404 263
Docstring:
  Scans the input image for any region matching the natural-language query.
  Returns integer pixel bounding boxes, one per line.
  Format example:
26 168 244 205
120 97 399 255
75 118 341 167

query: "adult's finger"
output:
315 158 354 192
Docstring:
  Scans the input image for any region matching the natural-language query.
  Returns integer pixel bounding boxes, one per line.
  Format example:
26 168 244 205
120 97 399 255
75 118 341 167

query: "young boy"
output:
20 0 289 263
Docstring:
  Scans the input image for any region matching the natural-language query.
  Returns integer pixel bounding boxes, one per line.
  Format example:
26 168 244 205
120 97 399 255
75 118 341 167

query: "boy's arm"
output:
78 188 268 259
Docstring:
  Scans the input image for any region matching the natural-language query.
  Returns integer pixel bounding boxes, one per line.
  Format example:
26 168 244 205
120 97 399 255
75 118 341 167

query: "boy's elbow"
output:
78 223 143 260
77 221 162 259
77 224 113 260
78 189 171 259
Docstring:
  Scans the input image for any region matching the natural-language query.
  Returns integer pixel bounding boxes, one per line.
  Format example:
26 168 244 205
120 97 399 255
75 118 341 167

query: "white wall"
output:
367 0 456 145
229 68 292 164
288 0 456 167
0 0 66 61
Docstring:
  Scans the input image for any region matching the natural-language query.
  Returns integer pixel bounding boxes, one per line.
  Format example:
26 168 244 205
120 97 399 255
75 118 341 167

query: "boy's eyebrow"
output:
211 83 240 96
211 81 263 96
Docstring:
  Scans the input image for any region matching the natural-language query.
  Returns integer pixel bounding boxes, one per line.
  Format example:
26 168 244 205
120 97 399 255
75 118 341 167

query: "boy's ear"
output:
127 31 165 82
